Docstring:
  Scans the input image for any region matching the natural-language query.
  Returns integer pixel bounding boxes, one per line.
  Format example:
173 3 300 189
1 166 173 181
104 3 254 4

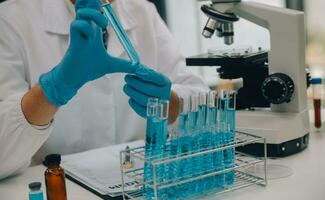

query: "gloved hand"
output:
39 0 138 107
123 66 172 118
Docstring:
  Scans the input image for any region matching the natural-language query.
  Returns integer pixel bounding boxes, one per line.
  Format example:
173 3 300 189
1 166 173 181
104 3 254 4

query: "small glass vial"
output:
311 78 322 129
28 182 44 200
44 154 67 200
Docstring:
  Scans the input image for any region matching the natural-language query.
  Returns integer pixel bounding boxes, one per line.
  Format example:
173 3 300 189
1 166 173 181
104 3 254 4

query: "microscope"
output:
186 0 310 157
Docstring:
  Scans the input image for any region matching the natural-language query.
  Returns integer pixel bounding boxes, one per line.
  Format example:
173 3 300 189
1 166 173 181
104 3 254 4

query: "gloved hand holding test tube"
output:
100 0 140 65
98 0 173 120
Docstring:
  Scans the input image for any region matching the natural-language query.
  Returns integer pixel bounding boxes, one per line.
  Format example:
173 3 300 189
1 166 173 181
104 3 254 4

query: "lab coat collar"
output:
42 0 138 35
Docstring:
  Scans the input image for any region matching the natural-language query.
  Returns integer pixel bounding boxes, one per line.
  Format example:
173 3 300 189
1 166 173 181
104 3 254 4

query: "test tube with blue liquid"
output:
100 0 140 65
225 91 236 185
144 98 169 199
170 97 188 180
188 95 200 193
198 92 211 192
207 91 223 188
177 97 194 198
157 100 169 184
144 98 159 200
220 90 236 186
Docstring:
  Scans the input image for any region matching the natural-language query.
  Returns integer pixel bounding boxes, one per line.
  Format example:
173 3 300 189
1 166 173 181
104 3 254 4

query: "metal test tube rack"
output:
120 131 267 200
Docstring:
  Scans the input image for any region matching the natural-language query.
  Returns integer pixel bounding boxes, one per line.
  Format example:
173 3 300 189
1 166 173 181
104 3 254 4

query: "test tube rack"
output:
120 131 267 200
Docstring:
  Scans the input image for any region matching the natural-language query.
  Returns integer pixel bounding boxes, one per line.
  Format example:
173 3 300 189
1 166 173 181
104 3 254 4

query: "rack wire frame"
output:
119 131 267 200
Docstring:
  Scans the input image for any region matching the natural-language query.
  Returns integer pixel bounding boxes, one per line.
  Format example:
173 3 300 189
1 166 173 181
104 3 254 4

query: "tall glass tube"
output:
214 92 225 188
100 1 140 65
311 78 322 129
198 92 211 192
207 91 221 189
177 97 193 198
219 90 230 188
188 95 200 194
156 100 169 199
144 98 159 200
225 90 236 185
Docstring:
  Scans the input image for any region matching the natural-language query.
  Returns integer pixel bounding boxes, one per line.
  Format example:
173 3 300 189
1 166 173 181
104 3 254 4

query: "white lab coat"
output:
0 0 207 179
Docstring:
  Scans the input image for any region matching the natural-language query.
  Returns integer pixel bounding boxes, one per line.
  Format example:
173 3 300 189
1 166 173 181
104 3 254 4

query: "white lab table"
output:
1 126 325 200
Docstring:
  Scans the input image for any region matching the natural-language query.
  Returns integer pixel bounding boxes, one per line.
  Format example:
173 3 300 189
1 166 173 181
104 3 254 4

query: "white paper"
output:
61 140 144 197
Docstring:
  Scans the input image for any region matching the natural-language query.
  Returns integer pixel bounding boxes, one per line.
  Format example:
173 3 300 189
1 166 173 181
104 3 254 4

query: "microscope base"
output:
236 109 310 157
236 133 309 157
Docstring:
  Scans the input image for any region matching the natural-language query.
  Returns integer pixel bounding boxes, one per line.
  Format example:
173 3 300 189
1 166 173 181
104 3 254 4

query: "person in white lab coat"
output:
0 0 208 179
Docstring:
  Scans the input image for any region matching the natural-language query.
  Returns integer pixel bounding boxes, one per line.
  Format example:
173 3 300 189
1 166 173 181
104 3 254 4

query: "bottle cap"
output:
44 154 61 166
311 78 322 85
29 182 41 191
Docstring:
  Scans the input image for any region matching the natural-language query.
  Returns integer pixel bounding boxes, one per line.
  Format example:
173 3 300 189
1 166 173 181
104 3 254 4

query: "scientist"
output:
0 0 207 179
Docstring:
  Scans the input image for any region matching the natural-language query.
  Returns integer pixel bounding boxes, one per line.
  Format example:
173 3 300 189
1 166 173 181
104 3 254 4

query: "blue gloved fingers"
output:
123 85 149 107
70 20 94 45
128 99 146 118
77 8 108 28
86 0 100 9
75 0 100 11
134 66 168 86
125 75 162 97
107 56 139 74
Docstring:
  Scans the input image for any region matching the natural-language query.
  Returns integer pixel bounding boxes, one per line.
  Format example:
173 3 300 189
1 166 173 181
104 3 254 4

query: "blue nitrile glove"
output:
123 66 172 118
39 0 138 107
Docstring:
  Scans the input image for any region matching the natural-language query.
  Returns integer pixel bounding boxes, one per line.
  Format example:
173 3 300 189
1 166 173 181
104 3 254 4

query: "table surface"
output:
1 120 325 200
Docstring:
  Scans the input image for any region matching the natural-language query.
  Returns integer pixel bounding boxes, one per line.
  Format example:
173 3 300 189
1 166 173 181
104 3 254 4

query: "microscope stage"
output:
186 51 268 67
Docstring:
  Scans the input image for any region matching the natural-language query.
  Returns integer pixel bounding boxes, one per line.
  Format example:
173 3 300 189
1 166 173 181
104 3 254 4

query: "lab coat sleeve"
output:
150 4 209 98
0 17 52 179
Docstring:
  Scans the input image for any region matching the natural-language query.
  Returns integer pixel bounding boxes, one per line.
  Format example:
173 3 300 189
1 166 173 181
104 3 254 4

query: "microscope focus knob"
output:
261 73 295 104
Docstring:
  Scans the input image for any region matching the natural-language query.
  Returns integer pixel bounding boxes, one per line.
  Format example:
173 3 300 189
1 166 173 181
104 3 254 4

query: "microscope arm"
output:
223 2 307 113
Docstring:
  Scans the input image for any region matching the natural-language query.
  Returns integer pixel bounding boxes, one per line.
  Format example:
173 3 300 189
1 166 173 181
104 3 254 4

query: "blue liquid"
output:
220 98 230 188
168 137 178 200
198 105 212 193
207 107 224 189
187 111 200 194
144 116 167 199
29 192 43 200
101 4 140 65
225 109 235 185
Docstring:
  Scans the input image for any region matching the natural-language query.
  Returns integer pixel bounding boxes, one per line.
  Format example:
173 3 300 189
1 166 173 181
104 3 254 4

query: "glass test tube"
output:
210 91 225 188
198 92 208 131
225 91 236 185
178 97 193 198
207 91 217 127
195 92 209 193
158 100 169 147
228 91 236 137
219 90 231 187
156 100 169 199
100 1 140 65
144 98 159 200
188 95 200 194
311 78 322 129
188 95 199 132
169 97 188 181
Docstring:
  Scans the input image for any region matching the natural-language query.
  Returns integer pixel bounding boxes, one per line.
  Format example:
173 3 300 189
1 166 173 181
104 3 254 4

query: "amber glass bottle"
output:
44 154 67 200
